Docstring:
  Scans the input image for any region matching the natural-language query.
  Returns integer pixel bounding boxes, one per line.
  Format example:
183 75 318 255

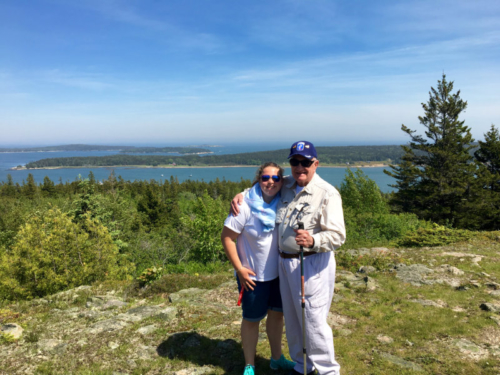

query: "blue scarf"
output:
245 184 280 232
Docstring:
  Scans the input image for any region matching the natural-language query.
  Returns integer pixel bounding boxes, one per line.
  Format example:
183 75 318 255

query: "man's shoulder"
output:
313 174 340 196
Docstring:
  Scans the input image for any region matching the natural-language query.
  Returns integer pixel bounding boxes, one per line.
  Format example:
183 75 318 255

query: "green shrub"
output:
340 168 388 215
137 266 163 287
343 210 424 248
394 223 474 247
181 192 228 264
0 208 134 300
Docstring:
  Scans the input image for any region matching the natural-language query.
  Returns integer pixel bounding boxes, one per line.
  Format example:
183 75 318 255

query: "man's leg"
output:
279 257 315 374
280 253 340 375
304 252 339 375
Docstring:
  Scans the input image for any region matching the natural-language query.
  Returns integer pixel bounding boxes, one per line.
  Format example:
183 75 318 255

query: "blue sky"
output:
1 0 500 147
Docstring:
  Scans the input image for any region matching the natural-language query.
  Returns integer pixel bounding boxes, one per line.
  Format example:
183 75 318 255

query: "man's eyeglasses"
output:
289 158 314 168
261 175 281 182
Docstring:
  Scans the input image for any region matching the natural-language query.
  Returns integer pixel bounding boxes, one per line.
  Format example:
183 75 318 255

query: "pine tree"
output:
385 74 476 227
472 124 500 229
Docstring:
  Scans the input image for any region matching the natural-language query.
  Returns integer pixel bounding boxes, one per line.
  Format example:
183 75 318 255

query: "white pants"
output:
279 251 340 375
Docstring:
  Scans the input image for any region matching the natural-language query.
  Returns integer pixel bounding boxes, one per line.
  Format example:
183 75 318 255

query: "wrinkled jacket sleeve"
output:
310 189 346 252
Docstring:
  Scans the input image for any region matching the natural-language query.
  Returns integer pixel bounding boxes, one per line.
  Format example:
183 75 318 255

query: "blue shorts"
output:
237 277 283 322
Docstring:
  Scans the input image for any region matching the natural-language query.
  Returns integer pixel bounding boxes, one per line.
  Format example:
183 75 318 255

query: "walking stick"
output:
298 222 307 375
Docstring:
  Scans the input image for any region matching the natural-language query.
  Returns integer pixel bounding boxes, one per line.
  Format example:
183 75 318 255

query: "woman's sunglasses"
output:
289 158 314 167
261 175 281 182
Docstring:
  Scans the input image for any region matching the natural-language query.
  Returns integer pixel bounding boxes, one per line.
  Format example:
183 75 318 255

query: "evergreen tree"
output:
41 176 56 197
23 173 38 199
475 124 500 190
472 125 500 229
385 74 476 227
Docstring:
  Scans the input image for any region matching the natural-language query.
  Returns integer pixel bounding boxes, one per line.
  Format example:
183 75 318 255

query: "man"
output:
232 141 346 375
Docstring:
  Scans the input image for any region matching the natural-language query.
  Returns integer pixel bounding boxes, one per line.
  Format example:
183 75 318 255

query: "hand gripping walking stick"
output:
298 221 307 375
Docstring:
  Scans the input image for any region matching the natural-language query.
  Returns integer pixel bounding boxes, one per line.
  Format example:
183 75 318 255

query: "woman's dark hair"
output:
252 162 284 186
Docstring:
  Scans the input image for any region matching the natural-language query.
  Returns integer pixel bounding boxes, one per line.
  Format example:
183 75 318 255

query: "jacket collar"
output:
286 172 319 194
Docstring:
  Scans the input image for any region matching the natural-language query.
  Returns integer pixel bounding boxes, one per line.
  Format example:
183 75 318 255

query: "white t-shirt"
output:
224 201 279 281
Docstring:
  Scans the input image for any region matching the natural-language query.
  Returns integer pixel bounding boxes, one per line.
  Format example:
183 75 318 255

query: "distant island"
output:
21 145 404 169
0 144 212 155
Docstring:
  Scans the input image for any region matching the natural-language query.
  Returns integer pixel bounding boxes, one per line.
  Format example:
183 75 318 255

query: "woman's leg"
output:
241 319 260 366
266 309 284 360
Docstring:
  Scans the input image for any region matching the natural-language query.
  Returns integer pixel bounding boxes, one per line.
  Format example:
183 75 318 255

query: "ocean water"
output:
0 147 396 192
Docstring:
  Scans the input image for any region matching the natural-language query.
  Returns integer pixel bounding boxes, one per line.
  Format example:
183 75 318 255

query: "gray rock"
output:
448 266 465 275
410 299 446 308
490 316 500 326
108 341 120 350
183 334 201 348
490 290 500 297
337 270 356 278
480 303 500 313
37 339 67 354
169 288 206 303
470 281 481 288
371 247 390 254
377 334 394 344
137 325 158 335
395 264 434 286
365 277 378 291
78 310 99 320
31 298 49 306
135 345 157 360
215 339 238 354
358 266 376 274
378 351 424 372
156 307 178 321
101 300 128 310
87 319 129 334
120 305 177 322
47 285 92 303
327 312 355 328
454 339 489 360
86 296 105 308
486 282 500 290
434 278 461 288
1 323 23 339
173 367 215 375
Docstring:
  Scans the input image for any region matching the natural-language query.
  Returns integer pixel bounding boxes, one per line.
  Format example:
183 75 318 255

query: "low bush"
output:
343 210 424 248
394 223 474 247
0 208 134 300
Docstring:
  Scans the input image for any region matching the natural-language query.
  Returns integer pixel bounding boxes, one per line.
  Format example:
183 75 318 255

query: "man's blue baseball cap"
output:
288 141 318 160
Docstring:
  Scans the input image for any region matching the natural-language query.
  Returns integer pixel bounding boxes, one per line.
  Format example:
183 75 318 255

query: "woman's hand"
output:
230 193 245 216
237 267 256 291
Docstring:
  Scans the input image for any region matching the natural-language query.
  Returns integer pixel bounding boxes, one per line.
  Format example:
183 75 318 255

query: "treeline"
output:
0 144 210 154
25 145 405 168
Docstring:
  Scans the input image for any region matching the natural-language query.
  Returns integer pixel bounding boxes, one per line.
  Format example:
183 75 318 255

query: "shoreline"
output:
11 163 389 171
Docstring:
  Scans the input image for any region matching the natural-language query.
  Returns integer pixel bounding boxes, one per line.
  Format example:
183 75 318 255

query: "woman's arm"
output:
221 226 256 291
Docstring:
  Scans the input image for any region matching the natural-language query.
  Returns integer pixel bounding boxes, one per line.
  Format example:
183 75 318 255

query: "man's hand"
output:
230 193 245 216
294 229 314 248
237 267 256 291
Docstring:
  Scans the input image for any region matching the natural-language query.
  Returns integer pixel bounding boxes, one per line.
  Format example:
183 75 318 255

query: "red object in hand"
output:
237 287 244 306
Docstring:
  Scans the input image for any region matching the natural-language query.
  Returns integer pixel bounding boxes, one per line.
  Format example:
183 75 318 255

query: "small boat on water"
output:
189 174 193 177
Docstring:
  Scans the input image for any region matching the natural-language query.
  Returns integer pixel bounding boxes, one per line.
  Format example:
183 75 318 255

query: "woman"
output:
221 162 295 375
